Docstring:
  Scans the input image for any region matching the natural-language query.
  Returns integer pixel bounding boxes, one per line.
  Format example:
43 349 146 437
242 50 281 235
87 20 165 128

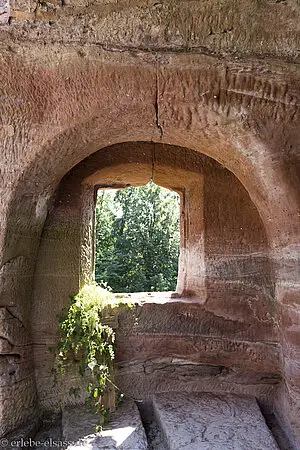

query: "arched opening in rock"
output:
31 141 278 423
94 182 180 294
1 43 298 445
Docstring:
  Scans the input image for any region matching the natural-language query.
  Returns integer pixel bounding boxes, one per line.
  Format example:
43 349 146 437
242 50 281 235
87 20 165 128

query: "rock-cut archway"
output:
31 142 278 430
0 51 299 447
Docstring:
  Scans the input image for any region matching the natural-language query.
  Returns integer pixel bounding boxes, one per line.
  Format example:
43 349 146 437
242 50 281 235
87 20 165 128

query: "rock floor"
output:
151 392 279 450
32 392 292 449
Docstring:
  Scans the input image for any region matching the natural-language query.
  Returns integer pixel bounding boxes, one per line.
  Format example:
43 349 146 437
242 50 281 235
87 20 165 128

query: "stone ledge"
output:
152 392 279 450
62 400 148 450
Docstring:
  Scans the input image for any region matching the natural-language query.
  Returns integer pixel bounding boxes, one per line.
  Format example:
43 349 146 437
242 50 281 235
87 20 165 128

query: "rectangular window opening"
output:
94 181 181 300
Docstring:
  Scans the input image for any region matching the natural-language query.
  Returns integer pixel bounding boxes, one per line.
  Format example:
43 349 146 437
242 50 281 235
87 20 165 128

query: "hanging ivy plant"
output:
54 283 127 422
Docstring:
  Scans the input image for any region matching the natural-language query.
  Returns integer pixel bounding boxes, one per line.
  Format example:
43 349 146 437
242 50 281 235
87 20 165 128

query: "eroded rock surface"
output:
0 0 300 445
152 392 279 450
62 400 148 450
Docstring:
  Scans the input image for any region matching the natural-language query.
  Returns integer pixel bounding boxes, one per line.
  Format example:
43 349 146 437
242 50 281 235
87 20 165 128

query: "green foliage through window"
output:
95 181 180 293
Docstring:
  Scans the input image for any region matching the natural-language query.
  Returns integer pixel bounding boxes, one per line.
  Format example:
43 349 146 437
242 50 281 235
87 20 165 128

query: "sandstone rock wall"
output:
0 2 299 447
31 143 279 416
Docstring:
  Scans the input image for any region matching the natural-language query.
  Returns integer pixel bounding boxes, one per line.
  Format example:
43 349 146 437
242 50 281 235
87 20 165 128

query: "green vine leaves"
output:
53 283 131 421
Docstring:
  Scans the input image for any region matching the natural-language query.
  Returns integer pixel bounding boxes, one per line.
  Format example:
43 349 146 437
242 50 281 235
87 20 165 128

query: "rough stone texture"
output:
112 297 281 419
1 1 300 60
0 0 9 23
0 2 299 447
0 307 38 436
152 392 279 450
62 400 148 449
31 144 280 417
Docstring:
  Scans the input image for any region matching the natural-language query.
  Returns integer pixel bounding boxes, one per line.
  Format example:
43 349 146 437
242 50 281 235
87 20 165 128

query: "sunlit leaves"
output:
95 181 180 293
54 284 122 415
